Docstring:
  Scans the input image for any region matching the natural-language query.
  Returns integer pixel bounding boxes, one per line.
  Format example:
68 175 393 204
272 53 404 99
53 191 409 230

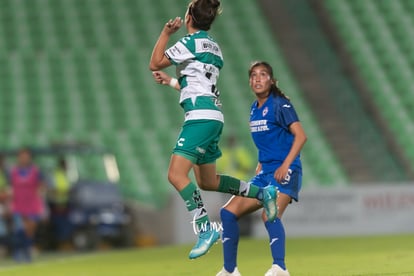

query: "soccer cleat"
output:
264 264 290 276
262 185 278 222
216 267 242 276
189 229 220 259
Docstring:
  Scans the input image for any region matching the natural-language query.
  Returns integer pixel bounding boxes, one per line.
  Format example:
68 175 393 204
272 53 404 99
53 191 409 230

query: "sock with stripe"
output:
218 175 263 200
179 182 210 233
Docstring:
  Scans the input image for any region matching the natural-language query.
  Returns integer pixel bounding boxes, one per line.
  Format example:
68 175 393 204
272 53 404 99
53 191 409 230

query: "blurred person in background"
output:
150 0 277 260
10 148 46 262
217 135 254 184
0 155 10 257
216 61 307 276
217 136 255 237
47 157 73 250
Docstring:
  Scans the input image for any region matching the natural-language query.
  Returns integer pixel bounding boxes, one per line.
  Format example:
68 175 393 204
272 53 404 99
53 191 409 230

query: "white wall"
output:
171 184 414 244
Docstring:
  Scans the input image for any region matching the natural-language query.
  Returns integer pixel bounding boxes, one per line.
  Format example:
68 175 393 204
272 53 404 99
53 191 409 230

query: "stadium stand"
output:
275 0 409 182
0 0 347 208
325 0 414 170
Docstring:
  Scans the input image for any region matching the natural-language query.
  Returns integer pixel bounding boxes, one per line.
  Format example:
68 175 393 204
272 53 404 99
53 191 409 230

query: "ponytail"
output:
270 83 290 101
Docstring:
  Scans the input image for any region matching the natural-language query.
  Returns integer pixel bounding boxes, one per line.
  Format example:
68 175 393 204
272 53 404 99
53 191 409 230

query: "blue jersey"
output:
250 93 302 173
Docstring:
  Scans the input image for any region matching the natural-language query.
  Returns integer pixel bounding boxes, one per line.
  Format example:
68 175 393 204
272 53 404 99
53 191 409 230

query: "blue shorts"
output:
249 167 302 201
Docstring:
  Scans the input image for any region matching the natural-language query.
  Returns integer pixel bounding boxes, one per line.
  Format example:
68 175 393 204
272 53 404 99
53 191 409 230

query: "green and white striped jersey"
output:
165 30 224 122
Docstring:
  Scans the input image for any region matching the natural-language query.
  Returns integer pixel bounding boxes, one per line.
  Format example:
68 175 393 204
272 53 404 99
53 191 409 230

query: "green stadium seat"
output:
326 0 414 168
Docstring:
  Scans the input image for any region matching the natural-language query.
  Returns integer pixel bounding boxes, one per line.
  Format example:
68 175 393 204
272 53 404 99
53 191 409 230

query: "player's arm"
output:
149 17 182 71
152 71 180 91
274 122 307 182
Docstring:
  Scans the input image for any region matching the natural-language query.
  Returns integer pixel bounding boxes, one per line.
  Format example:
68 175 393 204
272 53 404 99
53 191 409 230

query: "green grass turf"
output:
1 235 413 276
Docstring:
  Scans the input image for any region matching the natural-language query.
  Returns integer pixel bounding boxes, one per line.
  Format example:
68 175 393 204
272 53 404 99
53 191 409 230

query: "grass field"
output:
1 235 413 276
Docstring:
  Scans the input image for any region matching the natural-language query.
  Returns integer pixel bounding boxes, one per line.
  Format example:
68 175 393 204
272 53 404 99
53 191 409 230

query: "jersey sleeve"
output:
165 38 195 65
276 98 299 129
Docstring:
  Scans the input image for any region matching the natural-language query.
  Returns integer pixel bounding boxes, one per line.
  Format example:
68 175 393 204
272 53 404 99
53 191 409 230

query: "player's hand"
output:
274 164 289 183
152 71 171 85
163 17 183 35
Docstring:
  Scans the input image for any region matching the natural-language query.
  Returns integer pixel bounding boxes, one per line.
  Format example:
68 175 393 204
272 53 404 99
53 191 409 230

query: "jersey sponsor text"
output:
250 120 269 132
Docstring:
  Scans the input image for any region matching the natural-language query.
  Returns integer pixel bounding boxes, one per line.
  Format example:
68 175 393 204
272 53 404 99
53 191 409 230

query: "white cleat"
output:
264 264 290 276
216 267 242 276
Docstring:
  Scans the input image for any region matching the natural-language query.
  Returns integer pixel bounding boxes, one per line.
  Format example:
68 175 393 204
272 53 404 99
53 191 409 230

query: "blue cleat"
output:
189 229 220 259
262 185 278 222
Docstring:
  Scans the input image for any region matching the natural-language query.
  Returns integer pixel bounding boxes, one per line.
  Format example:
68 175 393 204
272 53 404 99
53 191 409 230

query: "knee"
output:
197 179 213 191
198 181 212 191
167 171 175 185
262 210 283 222
198 174 220 191
167 169 182 186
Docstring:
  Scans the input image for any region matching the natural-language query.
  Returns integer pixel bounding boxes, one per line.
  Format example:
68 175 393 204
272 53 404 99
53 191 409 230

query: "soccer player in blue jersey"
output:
149 0 277 260
216 61 307 276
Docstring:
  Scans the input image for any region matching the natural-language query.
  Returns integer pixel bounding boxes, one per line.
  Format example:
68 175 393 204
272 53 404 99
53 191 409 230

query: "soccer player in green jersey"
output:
149 0 277 259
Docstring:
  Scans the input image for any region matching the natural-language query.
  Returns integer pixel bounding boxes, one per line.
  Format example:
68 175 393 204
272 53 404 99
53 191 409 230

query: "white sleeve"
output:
165 40 195 65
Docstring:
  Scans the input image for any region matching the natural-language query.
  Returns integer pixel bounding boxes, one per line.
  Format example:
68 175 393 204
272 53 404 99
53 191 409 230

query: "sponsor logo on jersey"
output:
196 147 206 154
250 120 269 132
166 46 181 58
282 104 291 108
177 138 185 147
195 38 222 56
172 45 182 55
202 42 219 52
263 106 269 117
181 36 191 44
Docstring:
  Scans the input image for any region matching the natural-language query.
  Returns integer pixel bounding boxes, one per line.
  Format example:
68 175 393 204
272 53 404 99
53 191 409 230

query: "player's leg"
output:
218 173 278 222
168 154 213 245
21 217 38 261
216 196 261 275
171 120 229 259
197 163 260 197
196 162 278 222
195 121 274 210
263 192 291 273
168 154 194 191
11 214 26 262
264 169 301 276
168 119 216 244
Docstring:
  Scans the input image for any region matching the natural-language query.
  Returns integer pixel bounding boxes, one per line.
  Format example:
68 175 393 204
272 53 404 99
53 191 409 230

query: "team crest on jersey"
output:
262 106 268 117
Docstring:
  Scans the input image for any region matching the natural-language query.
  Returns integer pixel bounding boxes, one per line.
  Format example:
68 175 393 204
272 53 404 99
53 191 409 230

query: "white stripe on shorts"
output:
184 109 224 122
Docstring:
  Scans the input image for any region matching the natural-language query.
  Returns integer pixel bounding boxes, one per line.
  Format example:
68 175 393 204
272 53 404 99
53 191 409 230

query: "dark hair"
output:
248 61 290 100
188 0 221 31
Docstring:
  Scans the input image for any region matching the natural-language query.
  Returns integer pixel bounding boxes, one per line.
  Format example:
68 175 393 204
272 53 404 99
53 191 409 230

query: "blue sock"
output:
265 218 286 270
220 208 239 273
